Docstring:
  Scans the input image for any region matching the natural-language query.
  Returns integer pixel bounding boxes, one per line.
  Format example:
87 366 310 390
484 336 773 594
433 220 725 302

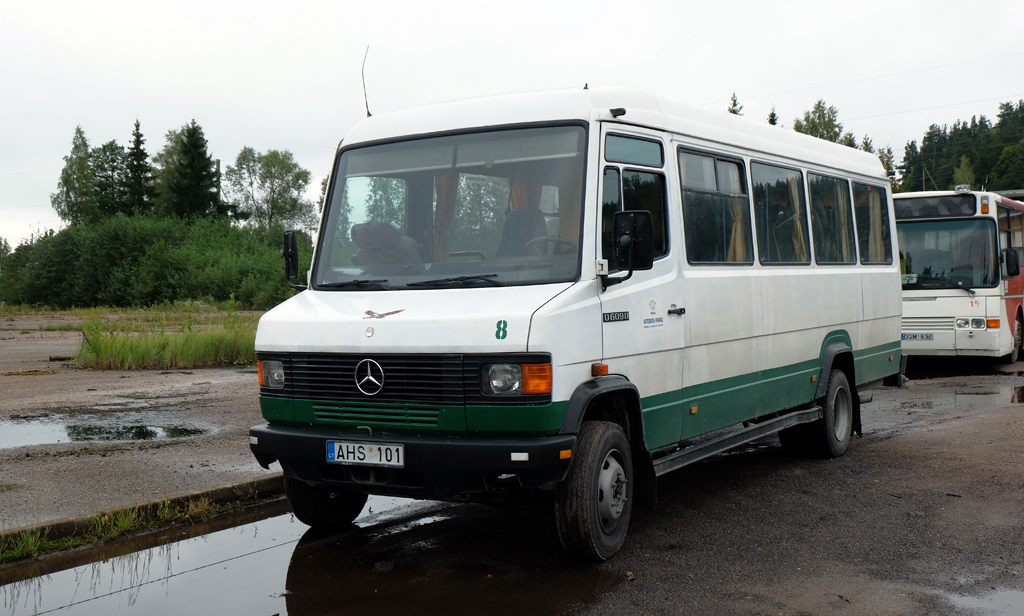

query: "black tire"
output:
813 369 853 458
1002 314 1022 364
554 421 633 560
284 477 368 528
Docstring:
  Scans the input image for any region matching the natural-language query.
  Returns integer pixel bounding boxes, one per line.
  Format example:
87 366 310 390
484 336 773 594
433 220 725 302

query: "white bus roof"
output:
895 190 1024 212
340 86 888 182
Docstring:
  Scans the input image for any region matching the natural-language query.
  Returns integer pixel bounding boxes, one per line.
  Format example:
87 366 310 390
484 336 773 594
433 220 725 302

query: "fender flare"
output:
816 341 862 436
815 342 855 400
557 375 641 436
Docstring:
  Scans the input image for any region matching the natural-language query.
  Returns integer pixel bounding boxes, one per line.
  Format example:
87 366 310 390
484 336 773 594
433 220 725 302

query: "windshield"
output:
897 219 998 290
313 125 587 289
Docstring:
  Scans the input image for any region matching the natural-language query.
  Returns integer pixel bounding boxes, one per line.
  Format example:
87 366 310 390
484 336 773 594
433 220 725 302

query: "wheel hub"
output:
597 451 627 531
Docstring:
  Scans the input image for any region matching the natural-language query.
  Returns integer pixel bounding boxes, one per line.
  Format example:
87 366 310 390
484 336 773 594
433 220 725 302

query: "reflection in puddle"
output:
947 589 1024 613
0 413 207 449
873 385 1024 413
0 495 427 615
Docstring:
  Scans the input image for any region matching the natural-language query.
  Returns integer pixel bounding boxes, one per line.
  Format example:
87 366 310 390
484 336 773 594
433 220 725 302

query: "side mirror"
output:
613 210 655 271
1003 248 1020 278
281 230 306 290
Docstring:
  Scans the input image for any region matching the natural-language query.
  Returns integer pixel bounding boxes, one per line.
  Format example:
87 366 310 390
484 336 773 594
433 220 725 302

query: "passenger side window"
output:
752 163 810 264
678 149 753 264
852 182 893 264
808 173 856 264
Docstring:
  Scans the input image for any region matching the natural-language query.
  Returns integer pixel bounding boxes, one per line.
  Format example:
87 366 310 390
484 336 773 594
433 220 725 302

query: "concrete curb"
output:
0 472 285 543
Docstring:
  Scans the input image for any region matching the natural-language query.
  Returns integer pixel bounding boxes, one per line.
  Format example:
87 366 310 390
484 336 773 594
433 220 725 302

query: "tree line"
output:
0 119 318 309
730 94 1024 193
3 99 1024 310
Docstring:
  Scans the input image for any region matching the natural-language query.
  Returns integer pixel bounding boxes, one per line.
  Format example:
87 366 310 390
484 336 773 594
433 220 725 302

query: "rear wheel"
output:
779 369 853 458
284 477 368 527
814 369 853 458
554 421 633 560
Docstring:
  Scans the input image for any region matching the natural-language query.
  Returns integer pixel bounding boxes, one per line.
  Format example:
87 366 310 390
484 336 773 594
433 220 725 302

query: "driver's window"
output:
601 167 668 271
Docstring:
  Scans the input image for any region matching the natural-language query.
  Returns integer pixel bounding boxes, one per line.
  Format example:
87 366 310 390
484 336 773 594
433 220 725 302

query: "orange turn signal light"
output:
559 449 573 460
591 363 609 377
523 363 553 394
987 319 1000 330
257 360 266 386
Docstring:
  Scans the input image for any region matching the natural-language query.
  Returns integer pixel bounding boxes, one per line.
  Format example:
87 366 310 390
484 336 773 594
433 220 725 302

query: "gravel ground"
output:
0 315 274 533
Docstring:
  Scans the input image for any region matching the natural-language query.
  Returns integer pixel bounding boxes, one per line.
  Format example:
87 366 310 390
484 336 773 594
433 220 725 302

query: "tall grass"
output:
76 312 259 369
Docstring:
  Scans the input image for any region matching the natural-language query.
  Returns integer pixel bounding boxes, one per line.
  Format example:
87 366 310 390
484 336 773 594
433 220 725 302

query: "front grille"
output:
902 317 955 332
259 352 551 406
278 354 467 404
312 402 440 426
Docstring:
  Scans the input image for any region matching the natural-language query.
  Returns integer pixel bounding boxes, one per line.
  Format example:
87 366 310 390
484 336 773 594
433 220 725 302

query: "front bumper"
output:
249 423 576 499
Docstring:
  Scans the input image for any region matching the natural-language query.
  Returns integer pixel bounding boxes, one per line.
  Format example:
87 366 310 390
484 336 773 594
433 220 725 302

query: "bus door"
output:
597 129 686 451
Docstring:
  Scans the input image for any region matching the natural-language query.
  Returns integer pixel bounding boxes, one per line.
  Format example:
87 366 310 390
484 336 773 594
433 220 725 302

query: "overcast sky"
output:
2 0 1022 248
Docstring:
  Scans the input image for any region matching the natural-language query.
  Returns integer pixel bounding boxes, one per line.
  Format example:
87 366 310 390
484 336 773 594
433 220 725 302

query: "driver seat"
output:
495 208 547 257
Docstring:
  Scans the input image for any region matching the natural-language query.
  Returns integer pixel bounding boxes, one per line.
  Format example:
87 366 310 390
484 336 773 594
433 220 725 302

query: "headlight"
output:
483 364 522 396
971 318 986 330
956 318 970 329
259 360 285 389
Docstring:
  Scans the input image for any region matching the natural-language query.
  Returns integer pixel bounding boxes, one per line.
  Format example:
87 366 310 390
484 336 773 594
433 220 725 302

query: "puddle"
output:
0 412 208 449
0 494 618 616
0 495 432 615
872 385 1024 413
947 589 1024 614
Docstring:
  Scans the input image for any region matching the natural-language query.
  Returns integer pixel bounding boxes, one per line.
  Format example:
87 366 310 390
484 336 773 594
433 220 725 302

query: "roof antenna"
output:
362 45 372 117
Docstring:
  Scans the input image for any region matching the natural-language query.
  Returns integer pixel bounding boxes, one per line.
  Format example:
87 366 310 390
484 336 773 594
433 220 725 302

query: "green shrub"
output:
0 215 311 310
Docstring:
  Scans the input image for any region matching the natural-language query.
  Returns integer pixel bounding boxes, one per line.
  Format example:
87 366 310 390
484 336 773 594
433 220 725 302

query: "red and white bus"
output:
896 188 1024 362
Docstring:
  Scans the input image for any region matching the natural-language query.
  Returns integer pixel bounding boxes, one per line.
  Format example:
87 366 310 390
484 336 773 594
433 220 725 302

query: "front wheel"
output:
284 477 368 528
554 421 633 560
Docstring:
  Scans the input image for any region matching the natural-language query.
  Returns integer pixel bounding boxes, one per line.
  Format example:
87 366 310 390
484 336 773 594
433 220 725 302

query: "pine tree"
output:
766 105 779 126
727 92 743 116
92 140 128 217
165 120 221 218
124 120 156 215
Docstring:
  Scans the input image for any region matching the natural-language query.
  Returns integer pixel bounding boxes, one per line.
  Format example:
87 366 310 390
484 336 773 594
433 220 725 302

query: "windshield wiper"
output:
915 278 976 297
319 279 393 290
406 274 506 287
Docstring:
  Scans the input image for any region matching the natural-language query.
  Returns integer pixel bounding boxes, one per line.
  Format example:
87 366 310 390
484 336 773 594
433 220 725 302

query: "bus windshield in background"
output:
897 219 998 290
313 126 587 290
894 194 976 219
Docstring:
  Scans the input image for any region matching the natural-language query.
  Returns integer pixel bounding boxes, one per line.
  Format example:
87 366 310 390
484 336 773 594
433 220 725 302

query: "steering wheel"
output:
523 236 579 256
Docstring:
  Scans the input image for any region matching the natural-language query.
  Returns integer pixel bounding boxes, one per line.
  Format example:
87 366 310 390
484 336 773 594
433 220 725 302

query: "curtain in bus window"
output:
433 170 458 262
835 181 853 261
809 174 855 263
727 198 749 262
752 163 809 264
556 159 583 253
869 187 884 262
718 161 749 263
788 176 809 262
853 182 892 264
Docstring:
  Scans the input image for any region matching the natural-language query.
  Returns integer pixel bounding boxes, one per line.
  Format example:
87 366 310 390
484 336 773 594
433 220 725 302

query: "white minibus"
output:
249 87 903 559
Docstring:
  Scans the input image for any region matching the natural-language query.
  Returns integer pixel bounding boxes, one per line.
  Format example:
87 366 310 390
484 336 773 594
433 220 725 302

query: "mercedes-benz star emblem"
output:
355 359 385 396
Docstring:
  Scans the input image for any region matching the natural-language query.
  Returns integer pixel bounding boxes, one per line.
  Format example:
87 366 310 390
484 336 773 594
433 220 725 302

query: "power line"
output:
846 94 1024 121
704 50 1024 106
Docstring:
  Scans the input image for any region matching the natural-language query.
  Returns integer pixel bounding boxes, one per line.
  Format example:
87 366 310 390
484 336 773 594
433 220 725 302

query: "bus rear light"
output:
987 319 1000 330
